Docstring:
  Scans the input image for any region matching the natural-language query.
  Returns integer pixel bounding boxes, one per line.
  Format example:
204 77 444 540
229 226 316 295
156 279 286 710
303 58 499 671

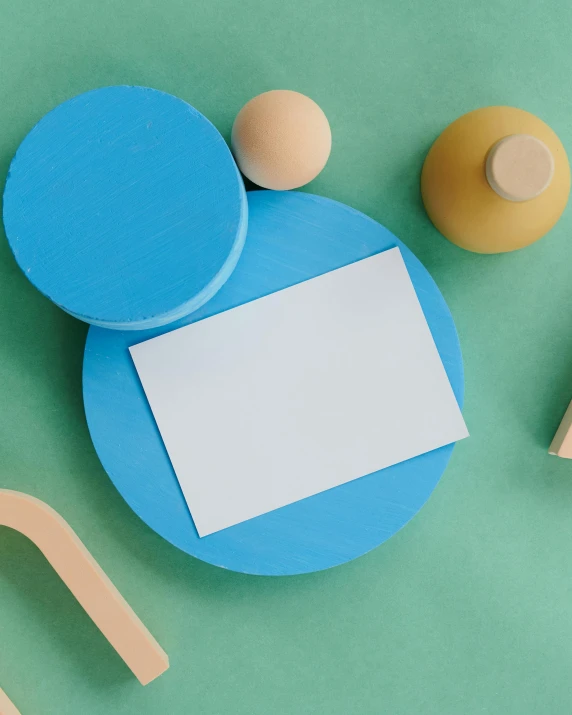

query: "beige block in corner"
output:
0 687 21 715
549 400 572 458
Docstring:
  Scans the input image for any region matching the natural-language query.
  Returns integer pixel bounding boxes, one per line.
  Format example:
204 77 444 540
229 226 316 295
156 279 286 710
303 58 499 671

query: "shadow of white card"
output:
130 247 468 537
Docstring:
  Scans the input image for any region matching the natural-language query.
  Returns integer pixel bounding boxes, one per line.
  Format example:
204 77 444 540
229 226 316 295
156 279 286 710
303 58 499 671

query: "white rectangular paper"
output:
130 247 468 537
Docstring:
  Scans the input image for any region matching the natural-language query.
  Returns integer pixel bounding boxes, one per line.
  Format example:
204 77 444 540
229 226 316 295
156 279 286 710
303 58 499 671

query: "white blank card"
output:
130 247 468 537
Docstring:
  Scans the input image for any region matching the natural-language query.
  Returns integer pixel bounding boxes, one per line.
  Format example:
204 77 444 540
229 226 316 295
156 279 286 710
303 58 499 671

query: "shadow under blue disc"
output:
3 85 247 330
83 191 464 576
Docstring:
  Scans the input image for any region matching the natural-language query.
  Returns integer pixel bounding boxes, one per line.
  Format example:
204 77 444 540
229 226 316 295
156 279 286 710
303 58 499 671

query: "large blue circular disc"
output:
83 191 464 575
3 85 247 330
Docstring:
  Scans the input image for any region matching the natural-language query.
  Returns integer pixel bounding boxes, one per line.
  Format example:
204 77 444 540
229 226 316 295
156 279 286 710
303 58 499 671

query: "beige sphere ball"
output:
231 90 332 190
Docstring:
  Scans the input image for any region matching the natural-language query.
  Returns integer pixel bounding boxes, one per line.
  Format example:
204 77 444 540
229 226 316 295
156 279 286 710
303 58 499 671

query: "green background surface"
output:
1 0 572 713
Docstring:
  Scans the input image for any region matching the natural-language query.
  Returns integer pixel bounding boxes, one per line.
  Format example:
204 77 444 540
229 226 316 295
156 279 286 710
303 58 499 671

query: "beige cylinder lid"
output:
485 134 555 202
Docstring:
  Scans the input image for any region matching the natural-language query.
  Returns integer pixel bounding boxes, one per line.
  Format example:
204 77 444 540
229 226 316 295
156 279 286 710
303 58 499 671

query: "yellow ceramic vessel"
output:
421 106 570 253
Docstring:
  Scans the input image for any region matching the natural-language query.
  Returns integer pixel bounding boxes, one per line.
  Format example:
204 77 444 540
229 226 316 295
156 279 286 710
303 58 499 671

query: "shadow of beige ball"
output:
231 90 332 190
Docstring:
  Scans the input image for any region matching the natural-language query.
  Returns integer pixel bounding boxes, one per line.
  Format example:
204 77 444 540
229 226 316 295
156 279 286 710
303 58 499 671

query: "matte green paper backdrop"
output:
1 1 572 713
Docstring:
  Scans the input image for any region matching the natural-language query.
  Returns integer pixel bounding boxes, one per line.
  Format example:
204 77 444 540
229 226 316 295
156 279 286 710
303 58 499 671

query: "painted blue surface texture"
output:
3 85 247 329
83 191 464 576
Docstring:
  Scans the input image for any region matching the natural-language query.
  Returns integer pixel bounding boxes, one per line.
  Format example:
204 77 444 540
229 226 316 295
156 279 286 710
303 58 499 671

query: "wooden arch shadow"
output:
0 489 169 709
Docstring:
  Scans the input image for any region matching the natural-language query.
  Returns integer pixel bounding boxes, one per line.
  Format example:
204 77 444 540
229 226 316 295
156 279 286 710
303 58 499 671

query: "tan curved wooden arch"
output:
0 489 169 689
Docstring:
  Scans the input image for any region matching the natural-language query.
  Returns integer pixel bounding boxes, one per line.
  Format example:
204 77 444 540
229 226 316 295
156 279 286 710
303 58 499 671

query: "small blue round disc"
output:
3 86 247 330
83 191 464 575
